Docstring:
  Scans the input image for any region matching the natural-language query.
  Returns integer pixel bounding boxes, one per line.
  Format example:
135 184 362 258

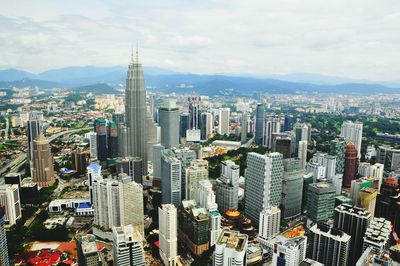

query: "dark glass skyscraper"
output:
108 121 118 158
95 119 108 162
125 51 147 173
180 113 189 139
254 103 265 145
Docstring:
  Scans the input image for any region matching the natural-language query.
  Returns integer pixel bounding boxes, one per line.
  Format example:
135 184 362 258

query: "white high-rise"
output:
159 204 179 266
298 140 308 169
185 159 209 201
311 152 337 178
87 162 102 204
92 173 144 236
258 206 281 244
341 121 363 158
197 179 218 212
214 229 248 266
218 108 230 135
85 132 98 159
263 116 281 149
209 211 222 247
0 185 21 226
112 225 145 266
244 152 284 226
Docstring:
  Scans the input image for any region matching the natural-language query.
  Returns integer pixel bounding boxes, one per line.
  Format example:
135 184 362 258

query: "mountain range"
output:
0 66 399 96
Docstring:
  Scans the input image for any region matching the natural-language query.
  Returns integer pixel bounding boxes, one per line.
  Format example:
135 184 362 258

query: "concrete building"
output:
334 204 371 265
307 223 351 266
0 184 21 226
376 145 400 171
214 229 248 266
216 160 240 212
161 155 182 207
350 176 374 206
281 159 304 219
178 200 210 256
341 121 363 158
86 131 98 159
159 204 179 266
108 121 118 158
112 225 145 266
359 188 378 217
258 206 281 243
306 162 326 182
197 180 218 212
298 140 308 169
218 108 230 135
76 234 104 266
125 51 148 174
0 206 9 266
159 100 180 149
240 112 247 144
71 149 90 173
209 211 222 247
330 138 346 174
32 134 55 188
244 152 284 227
87 162 102 203
92 174 144 236
358 162 384 190
362 217 391 254
306 182 336 223
95 119 108 162
262 116 281 149
185 159 209 201
116 156 143 184
311 152 337 178
201 112 214 140
27 118 42 162
268 230 307 266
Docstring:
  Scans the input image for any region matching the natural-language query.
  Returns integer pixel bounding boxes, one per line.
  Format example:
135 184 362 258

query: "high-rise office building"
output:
117 124 129 158
180 113 190 139
218 108 230 135
341 121 363 158
209 211 222 247
258 206 281 243
197 179 218 212
358 162 384 190
307 182 336 223
294 123 310 154
359 187 377 217
307 223 351 266
92 174 144 235
125 51 148 174
0 206 9 266
159 100 180 149
214 229 248 266
116 156 143 184
86 131 98 159
185 159 208 201
216 160 240 212
330 138 346 174
201 112 214 140
161 154 182 207
159 204 179 266
188 97 200 130
343 141 358 187
334 204 371 265
374 176 400 236
362 217 391 255
108 121 118 158
87 162 102 204
240 112 247 144
349 176 374 206
262 116 281 149
71 149 90 173
376 145 400 171
0 184 21 226
255 103 265 145
281 159 304 219
27 118 42 162
95 119 108 162
32 134 55 188
244 152 283 227
298 140 308 169
112 225 145 266
275 136 292 159
76 234 104 266
311 152 337 178
306 162 326 182
301 173 313 214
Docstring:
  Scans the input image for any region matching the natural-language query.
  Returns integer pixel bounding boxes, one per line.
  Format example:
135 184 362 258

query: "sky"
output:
0 0 400 80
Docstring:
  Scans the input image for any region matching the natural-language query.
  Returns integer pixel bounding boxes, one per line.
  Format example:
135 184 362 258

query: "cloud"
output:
0 0 400 80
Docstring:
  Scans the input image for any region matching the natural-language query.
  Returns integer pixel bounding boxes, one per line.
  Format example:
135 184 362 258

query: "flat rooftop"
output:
217 229 248 252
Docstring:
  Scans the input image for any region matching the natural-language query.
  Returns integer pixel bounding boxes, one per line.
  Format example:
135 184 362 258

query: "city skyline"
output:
0 0 400 81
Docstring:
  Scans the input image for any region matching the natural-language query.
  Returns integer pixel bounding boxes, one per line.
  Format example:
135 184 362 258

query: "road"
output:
0 127 92 178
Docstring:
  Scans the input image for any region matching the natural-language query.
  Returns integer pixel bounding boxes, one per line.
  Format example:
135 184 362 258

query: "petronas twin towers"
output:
125 50 147 173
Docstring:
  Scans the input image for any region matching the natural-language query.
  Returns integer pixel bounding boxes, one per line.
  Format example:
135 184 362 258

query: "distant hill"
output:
0 67 399 95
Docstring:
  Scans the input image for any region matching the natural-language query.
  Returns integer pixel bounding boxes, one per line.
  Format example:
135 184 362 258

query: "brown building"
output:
32 134 55 188
343 141 358 187
71 149 90 173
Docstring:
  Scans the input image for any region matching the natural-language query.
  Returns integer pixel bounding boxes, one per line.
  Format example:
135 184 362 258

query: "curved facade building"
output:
343 141 358 187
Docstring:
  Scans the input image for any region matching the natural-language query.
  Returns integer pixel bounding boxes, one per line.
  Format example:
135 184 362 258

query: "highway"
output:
0 127 92 178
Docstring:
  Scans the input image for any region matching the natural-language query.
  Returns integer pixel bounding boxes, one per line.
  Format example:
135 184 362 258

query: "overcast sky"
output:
1 0 400 80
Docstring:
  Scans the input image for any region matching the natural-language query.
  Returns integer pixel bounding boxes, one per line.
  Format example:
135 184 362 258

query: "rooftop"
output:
217 229 248 252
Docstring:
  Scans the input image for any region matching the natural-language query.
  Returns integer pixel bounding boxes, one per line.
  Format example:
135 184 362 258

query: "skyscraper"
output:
201 112 214 140
125 51 148 173
27 118 42 162
255 103 265 145
281 159 304 219
240 112 247 144
263 116 281 149
71 149 90 174
0 206 9 266
334 204 371 265
0 184 21 226
159 100 180 149
218 108 230 135
197 179 218 212
112 225 145 266
216 160 240 212
307 223 350 266
95 119 108 162
185 159 208 201
343 141 358 187
32 134 55 188
87 162 102 204
362 217 391 255
161 154 182 207
341 121 363 158
214 229 248 266
76 234 104 266
180 113 190 139
188 97 200 130
298 140 308 169
159 204 179 266
244 152 284 227
116 156 143 184
330 138 346 174
258 206 281 243
108 121 118 158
